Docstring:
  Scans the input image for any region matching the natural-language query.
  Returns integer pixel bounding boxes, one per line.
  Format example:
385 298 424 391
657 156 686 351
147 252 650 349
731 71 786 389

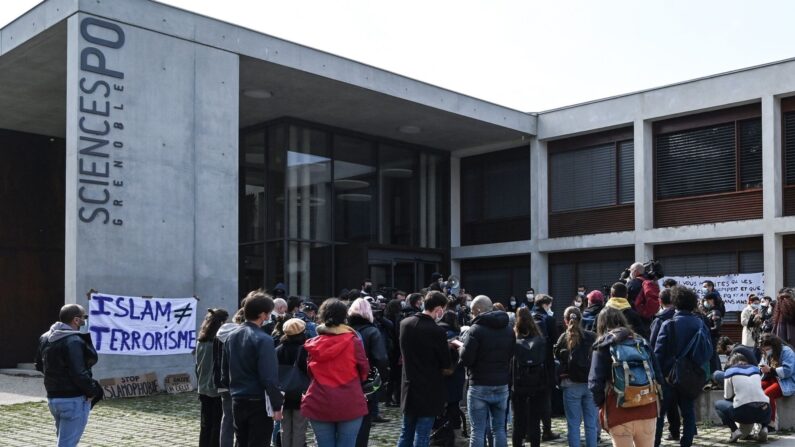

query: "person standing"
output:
554 307 598 447
221 293 284 447
530 293 561 441
397 291 452 447
589 307 661 447
773 288 795 346
275 318 309 447
196 308 230 447
605 282 649 340
213 307 246 447
301 299 370 447
649 288 680 442
741 295 763 348
35 304 100 447
459 295 515 447
511 307 547 447
653 286 713 447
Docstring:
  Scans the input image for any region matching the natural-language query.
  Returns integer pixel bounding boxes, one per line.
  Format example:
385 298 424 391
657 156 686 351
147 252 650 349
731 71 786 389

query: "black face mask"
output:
364 286 372 294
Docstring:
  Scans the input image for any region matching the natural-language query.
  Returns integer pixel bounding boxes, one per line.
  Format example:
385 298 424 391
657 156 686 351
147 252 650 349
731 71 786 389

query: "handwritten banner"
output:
659 273 764 313
100 372 159 398
89 293 197 355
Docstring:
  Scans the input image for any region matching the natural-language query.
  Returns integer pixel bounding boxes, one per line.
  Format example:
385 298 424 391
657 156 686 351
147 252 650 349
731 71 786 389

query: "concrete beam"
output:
0 0 76 56
451 240 532 259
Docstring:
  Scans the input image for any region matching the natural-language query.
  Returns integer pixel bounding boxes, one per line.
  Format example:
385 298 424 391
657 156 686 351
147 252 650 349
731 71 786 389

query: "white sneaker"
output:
729 429 743 443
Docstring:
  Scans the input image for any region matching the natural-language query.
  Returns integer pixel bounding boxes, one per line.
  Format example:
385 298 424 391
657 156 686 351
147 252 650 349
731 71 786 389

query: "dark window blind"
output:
656 124 736 199
739 119 762 189
785 112 795 185
549 263 576 317
550 144 617 212
739 251 764 273
618 141 635 204
786 248 795 287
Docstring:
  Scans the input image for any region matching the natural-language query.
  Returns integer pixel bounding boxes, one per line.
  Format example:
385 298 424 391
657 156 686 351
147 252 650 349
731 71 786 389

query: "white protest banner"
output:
88 293 197 355
659 273 764 313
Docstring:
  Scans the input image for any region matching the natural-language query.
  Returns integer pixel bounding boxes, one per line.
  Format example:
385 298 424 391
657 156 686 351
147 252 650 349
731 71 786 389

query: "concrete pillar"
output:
634 119 654 232
762 95 783 220
532 139 548 240
450 156 461 248
531 250 548 294
635 242 654 264
764 232 784 297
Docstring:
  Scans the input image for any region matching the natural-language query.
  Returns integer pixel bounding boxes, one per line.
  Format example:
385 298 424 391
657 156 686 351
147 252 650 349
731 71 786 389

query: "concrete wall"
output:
452 59 795 298
65 13 239 384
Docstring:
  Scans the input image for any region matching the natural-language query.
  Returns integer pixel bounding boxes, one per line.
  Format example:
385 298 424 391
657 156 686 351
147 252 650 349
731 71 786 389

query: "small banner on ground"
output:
659 273 764 312
164 373 194 394
100 372 159 398
89 293 197 355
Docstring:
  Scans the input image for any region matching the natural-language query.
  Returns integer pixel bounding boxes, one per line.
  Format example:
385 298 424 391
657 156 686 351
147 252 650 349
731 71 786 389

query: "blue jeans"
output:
397 414 435 447
467 384 509 447
47 396 91 447
655 384 695 447
310 417 363 447
562 383 599 447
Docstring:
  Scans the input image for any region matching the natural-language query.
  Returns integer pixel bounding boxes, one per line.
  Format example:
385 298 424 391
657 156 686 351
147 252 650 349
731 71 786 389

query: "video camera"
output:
618 259 665 283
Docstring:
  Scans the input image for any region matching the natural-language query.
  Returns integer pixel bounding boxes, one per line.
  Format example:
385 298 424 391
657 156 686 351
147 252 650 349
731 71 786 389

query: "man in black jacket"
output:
398 291 451 447
35 304 99 447
459 295 515 447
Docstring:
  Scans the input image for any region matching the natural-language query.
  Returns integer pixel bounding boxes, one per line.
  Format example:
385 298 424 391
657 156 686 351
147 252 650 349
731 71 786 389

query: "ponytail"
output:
564 306 583 351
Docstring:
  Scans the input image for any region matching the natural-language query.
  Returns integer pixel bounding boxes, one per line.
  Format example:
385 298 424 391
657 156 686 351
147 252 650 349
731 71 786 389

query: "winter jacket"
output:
196 340 219 397
35 322 99 399
582 303 604 322
293 311 318 338
649 306 675 349
213 323 239 390
554 329 596 383
301 324 369 421
588 327 661 429
459 311 515 386
653 310 713 377
350 316 389 382
627 277 643 303
764 345 795 397
705 308 723 340
741 305 763 347
275 337 308 410
605 298 650 340
400 313 452 417
439 323 466 403
221 322 284 409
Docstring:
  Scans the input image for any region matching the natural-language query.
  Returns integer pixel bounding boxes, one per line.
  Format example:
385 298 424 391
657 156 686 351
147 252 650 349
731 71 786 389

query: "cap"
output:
283 318 306 336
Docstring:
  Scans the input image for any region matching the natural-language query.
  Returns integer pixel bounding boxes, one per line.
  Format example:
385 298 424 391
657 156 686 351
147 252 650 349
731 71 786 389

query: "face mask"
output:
704 303 712 310
510 299 516 308
79 319 89 334
764 349 773 358
752 303 761 310
702 288 709 295
761 302 769 308
435 311 444 323
546 308 554 317
526 293 534 301
574 299 582 307
578 292 585 297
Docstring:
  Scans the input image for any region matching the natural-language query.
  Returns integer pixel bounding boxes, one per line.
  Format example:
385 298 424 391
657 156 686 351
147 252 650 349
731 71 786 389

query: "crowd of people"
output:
32 263 795 447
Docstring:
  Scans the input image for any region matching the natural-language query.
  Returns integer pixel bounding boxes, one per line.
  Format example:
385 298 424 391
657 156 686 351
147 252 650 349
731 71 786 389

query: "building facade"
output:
1 0 793 381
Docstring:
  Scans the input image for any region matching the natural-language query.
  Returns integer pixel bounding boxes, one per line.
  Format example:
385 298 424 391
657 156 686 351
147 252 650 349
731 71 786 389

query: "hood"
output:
348 315 373 328
724 364 760 379
46 322 80 343
595 327 635 349
472 310 509 329
585 302 604 314
304 325 358 362
272 282 287 294
215 323 240 343
606 297 631 311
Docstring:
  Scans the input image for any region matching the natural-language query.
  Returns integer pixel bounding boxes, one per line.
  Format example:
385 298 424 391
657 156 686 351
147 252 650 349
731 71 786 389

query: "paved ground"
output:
1 374 793 446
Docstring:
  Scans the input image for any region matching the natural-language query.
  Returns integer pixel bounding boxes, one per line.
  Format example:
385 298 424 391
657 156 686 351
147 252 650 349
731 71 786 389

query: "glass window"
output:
739 119 763 190
550 143 619 212
419 152 447 248
266 126 286 239
380 144 417 246
241 131 265 242
239 243 264 297
287 126 332 241
287 241 332 299
618 141 635 204
334 135 377 242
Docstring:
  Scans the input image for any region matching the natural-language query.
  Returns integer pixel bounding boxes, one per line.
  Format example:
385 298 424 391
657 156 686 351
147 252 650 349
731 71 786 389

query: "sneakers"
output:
757 426 768 443
665 433 680 441
729 429 743 443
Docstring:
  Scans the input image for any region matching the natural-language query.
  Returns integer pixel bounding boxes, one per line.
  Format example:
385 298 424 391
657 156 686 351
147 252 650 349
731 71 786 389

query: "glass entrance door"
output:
368 250 442 294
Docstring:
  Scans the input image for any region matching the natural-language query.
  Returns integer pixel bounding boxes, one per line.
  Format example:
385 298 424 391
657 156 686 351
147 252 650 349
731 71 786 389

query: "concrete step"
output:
0 368 43 378
16 363 36 370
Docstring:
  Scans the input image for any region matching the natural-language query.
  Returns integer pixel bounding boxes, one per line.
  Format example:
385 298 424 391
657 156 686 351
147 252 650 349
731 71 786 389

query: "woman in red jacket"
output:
301 299 370 447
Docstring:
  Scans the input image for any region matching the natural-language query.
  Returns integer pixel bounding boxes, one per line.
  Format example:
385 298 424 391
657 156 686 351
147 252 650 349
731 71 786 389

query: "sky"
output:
3 0 795 112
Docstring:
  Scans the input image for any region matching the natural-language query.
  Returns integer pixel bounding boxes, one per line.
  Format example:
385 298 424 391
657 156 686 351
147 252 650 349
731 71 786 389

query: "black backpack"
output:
513 335 547 395
567 331 596 383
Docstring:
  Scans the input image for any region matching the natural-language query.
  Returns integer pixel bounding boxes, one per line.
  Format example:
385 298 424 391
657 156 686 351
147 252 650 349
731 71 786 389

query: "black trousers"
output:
199 394 223 447
513 393 542 447
355 397 377 447
232 398 274 447
667 393 681 437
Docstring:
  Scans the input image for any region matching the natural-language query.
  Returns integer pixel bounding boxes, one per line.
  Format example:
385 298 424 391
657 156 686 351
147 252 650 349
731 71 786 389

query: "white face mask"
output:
526 293 534 300
546 309 554 317
510 299 516 307
79 319 89 334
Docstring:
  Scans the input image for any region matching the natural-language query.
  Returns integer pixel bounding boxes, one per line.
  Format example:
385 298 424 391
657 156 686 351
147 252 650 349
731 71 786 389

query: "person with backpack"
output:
589 307 662 447
511 307 548 447
648 288 681 442
582 290 605 332
459 295 515 447
606 282 650 340
653 286 713 447
275 318 309 447
554 307 598 447
348 298 390 447
530 293 561 441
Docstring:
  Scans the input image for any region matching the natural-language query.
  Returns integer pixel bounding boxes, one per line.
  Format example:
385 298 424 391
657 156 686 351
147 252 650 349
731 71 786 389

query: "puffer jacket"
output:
35 322 99 398
301 324 369 422
459 310 515 386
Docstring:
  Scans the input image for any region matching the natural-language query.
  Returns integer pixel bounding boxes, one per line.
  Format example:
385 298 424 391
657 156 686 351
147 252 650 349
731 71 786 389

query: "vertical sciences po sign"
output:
76 17 126 227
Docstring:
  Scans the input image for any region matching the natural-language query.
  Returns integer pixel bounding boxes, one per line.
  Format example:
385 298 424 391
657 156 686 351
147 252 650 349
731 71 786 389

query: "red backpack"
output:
634 279 660 321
